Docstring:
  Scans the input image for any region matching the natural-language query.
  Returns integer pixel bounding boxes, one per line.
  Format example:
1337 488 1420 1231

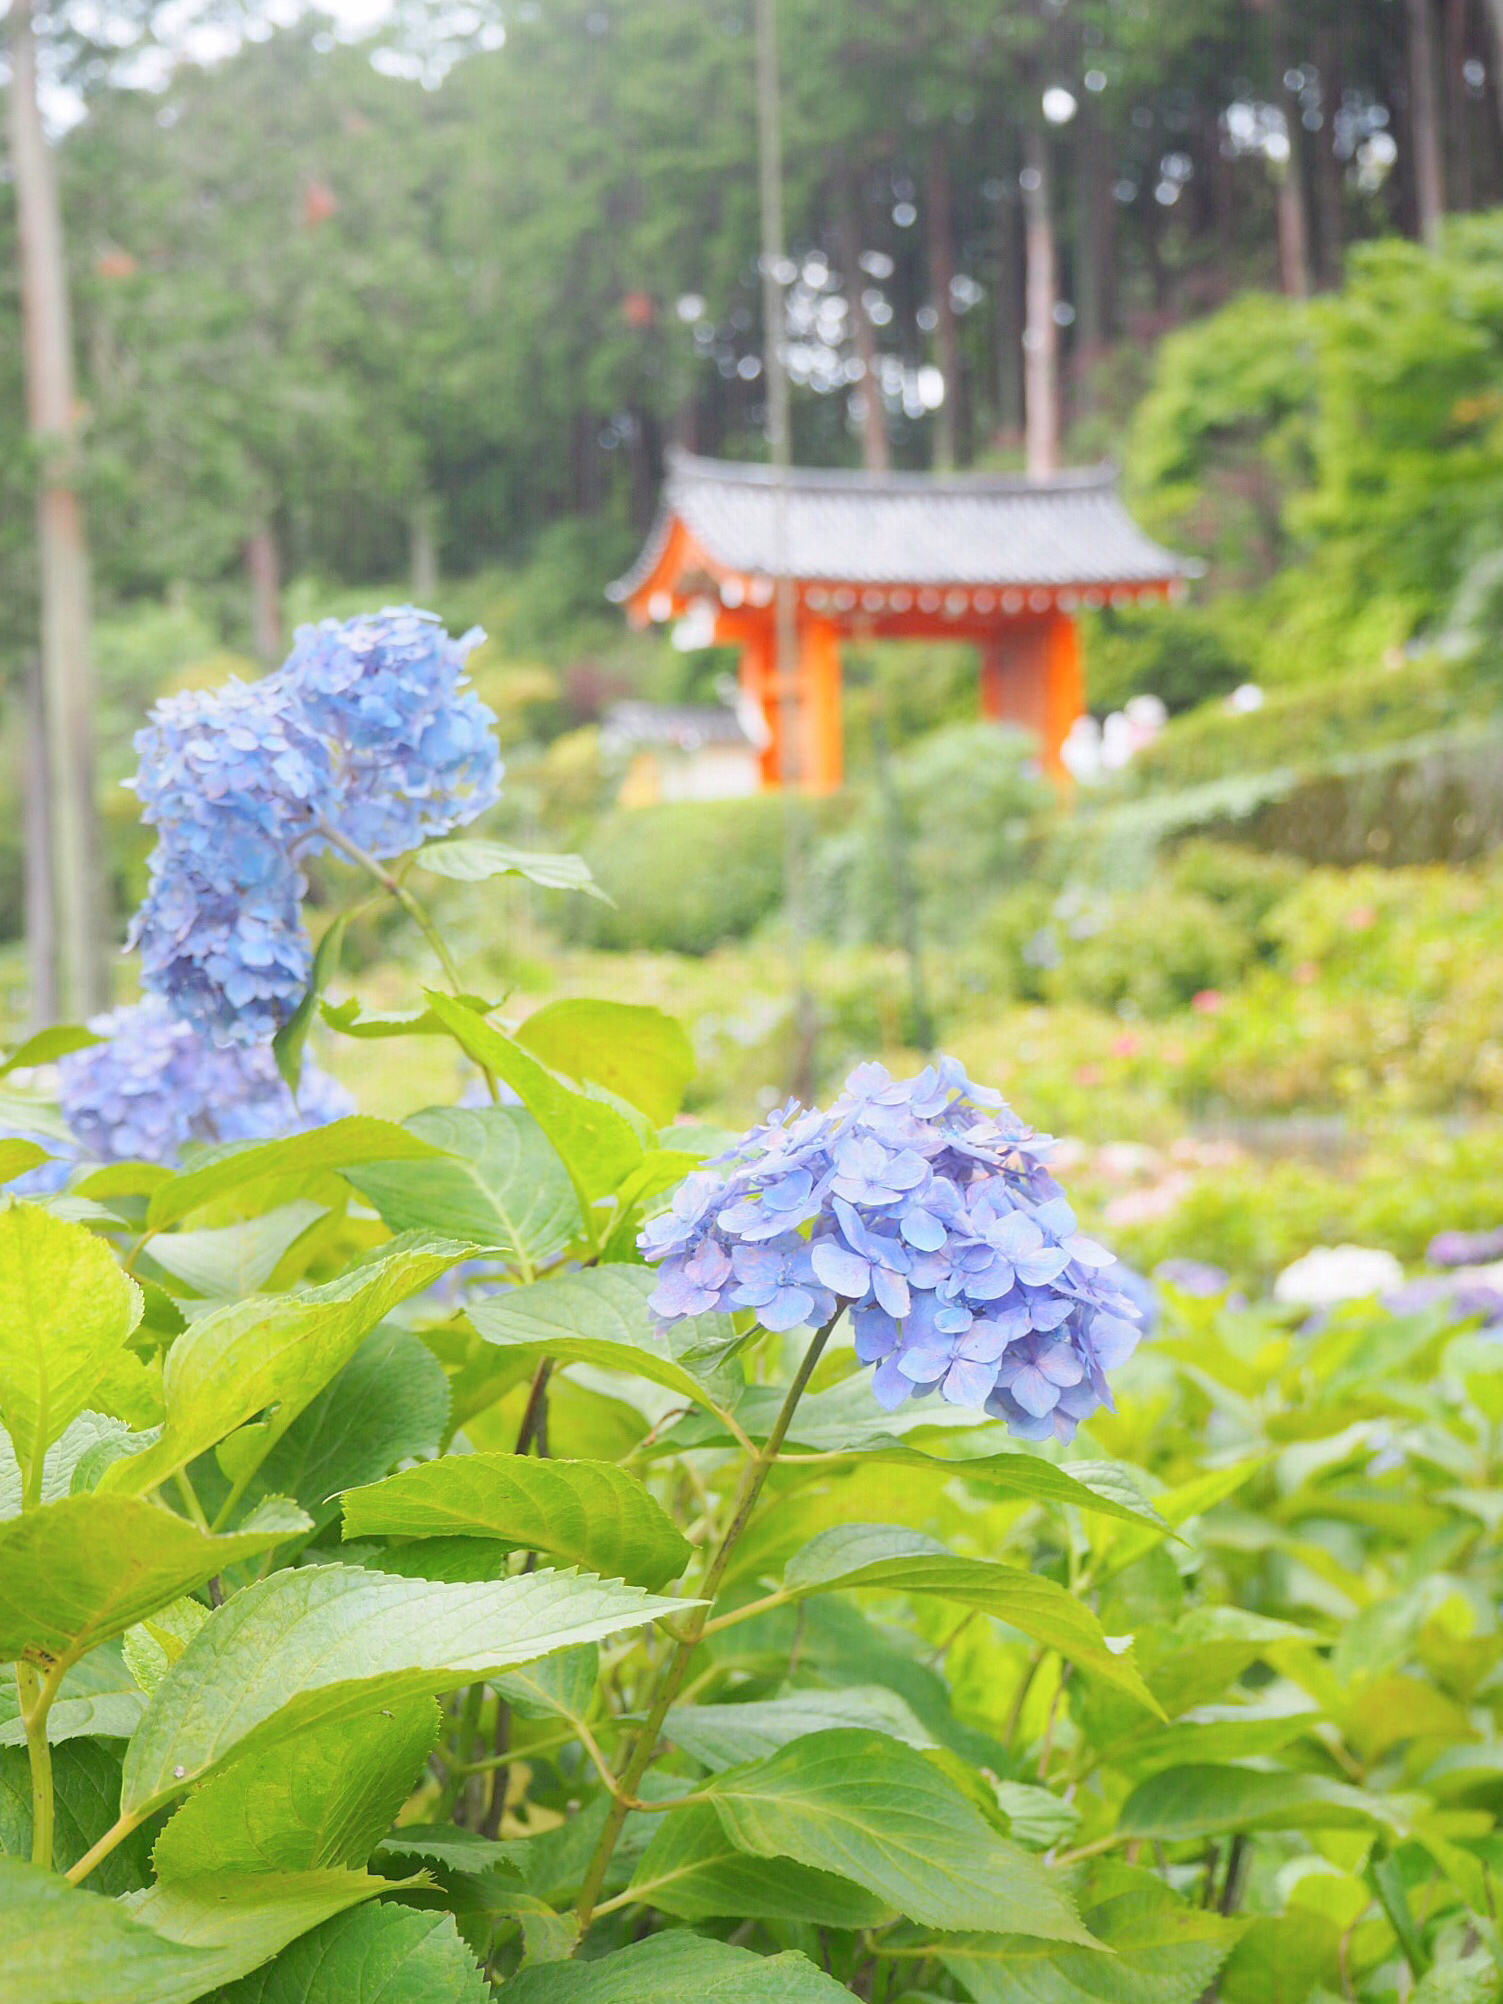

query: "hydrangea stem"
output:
572 1314 838 1931
16 1661 55 1869
315 820 498 1101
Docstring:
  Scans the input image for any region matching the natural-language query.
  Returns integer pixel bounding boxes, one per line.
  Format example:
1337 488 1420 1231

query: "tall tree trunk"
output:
8 0 105 1017
627 406 663 535
21 652 57 1030
1074 94 1112 405
1444 0 1473 208
1407 0 1447 242
408 493 439 602
245 525 282 668
1484 0 1503 136
992 173 1023 444
1021 124 1060 478
1312 33 1345 288
1270 3 1314 297
927 143 959 470
835 182 889 471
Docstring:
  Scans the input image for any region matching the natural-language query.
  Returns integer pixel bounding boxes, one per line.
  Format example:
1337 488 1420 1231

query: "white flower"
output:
1273 1244 1404 1309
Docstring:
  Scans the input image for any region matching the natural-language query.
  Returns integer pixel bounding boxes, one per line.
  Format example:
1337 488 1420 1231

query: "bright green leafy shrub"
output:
1129 649 1501 792
980 881 1257 1019
1167 838 1307 936
1083 603 1253 715
809 722 1048 947
568 797 788 954
1044 885 1254 1019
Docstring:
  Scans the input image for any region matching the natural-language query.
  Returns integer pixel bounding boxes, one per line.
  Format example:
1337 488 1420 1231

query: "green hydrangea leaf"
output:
0 1493 308 1664
782 1525 1160 1712
345 1106 579 1271
0 1203 143 1484
121 1563 682 1817
203 1903 488 2003
101 1234 471 1500
703 1728 1093 1939
342 1452 692 1591
500 1929 857 2001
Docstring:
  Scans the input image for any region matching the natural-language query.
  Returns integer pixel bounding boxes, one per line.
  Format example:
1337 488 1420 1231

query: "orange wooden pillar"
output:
799 617 844 794
737 621 782 787
737 613 843 792
979 612 1081 780
1042 612 1084 780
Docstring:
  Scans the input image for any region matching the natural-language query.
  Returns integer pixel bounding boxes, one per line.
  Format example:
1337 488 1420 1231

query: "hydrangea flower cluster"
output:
280 608 500 858
641 1059 1143 1442
56 997 354 1164
129 609 500 1044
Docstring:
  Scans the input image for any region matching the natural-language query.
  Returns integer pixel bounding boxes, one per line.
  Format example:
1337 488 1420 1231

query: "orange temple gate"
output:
610 453 1190 789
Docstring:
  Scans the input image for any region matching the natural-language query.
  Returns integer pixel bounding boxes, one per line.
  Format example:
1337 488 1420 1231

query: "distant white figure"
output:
1060 713 1104 784
1226 682 1265 713
1273 1245 1404 1308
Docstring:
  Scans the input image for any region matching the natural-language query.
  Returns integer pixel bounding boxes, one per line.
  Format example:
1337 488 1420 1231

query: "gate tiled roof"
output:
610 450 1190 597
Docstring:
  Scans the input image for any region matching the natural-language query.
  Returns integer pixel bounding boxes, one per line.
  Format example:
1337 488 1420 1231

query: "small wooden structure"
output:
609 451 1190 789
601 699 763 808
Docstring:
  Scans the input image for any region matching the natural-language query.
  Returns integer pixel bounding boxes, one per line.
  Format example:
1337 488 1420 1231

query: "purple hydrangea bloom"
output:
56 997 355 1165
1154 1258 1231 1299
640 1057 1143 1443
129 609 501 1045
1427 1225 1503 1269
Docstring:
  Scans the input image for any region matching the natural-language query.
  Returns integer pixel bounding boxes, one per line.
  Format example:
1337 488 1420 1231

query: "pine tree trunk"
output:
1270 3 1314 297
21 652 57 1030
245 525 282 668
1021 124 1060 478
992 174 1023 444
409 494 440 601
8 0 105 1017
835 188 889 471
1312 32 1345 287
1074 95 1111 407
927 144 959 471
1484 0 1503 134
1407 0 1447 242
1444 0 1473 208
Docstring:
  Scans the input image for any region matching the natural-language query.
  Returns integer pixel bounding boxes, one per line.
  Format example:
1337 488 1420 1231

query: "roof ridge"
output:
665 447 1119 497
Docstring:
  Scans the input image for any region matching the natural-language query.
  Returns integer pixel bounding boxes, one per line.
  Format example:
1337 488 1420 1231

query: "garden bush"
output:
1082 602 1252 715
980 881 1257 1019
1166 837 1307 936
1043 884 1253 1019
809 721 1047 947
567 795 789 954
1129 647 1501 792
1 608 1499 2004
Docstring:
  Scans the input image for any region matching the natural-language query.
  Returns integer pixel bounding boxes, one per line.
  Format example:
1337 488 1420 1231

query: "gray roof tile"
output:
611 450 1189 596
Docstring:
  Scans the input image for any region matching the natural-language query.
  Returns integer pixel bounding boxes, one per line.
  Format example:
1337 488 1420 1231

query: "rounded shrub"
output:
569 795 788 954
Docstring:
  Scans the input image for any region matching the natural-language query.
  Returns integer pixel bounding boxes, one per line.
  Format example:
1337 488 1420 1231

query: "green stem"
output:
66 1807 147 1887
16 1661 55 1870
573 1315 838 1931
316 821 498 1101
172 1469 210 1531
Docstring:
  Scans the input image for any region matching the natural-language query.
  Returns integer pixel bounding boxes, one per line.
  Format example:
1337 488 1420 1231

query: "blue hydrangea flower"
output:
128 677 328 1044
56 997 355 1165
128 609 501 1045
280 607 500 859
640 1058 1143 1443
